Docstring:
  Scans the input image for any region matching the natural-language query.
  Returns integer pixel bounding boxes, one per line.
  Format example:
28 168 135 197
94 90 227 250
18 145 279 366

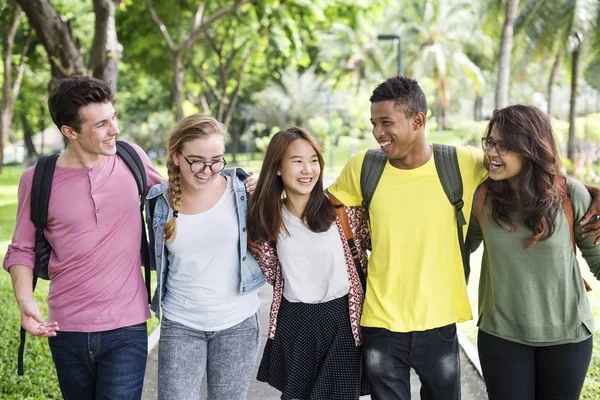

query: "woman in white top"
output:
145 114 265 400
248 127 370 400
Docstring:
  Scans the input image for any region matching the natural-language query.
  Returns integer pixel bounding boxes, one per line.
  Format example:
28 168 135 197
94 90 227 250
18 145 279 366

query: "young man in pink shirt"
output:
3 76 163 399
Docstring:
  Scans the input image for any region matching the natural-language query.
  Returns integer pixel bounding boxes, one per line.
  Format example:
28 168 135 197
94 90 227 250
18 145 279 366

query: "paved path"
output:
142 286 487 400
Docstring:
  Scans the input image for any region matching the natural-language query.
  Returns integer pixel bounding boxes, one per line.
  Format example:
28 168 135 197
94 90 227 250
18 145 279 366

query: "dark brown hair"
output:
48 75 113 132
483 104 563 248
247 127 335 243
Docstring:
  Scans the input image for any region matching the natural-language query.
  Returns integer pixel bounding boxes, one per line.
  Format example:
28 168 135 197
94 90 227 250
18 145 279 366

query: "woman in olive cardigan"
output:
467 104 600 400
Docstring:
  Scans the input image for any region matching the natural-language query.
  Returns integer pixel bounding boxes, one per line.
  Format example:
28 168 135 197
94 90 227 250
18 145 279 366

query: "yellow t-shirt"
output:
328 145 487 332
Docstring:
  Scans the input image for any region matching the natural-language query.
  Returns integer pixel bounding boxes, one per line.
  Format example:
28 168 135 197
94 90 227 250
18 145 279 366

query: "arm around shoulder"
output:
251 241 279 286
569 178 600 280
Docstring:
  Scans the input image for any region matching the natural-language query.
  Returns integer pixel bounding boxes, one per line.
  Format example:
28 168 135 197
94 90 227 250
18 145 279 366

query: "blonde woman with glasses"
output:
145 114 265 400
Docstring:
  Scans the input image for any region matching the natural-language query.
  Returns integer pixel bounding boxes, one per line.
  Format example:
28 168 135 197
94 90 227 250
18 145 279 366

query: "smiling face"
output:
485 128 524 187
370 100 423 160
65 102 120 157
277 138 321 199
173 135 226 193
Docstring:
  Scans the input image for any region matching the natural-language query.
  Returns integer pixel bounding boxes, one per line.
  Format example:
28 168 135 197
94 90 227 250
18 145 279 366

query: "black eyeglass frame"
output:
179 153 227 174
481 137 510 156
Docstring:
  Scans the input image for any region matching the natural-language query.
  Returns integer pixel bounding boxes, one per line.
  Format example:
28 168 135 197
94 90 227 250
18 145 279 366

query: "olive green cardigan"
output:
467 177 600 346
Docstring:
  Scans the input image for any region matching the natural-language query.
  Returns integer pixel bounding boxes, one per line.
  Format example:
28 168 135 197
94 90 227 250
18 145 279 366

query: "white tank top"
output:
276 205 349 303
162 177 259 330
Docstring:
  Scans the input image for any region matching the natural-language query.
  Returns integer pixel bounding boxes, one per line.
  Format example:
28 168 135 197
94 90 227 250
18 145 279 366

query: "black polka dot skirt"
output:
257 294 370 400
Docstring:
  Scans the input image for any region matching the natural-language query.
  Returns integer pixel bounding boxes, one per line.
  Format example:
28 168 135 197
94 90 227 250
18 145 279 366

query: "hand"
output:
245 173 257 197
19 297 59 337
248 239 261 257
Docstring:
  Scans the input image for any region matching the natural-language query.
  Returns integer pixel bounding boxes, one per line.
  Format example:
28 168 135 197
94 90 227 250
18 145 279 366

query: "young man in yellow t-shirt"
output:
327 76 487 400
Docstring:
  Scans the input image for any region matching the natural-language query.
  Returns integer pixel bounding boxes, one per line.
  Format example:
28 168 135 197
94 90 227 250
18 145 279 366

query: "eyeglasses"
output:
179 153 227 174
481 137 510 156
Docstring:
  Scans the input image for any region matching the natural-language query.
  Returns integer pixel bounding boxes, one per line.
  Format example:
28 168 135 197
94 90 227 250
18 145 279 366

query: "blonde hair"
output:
163 114 227 242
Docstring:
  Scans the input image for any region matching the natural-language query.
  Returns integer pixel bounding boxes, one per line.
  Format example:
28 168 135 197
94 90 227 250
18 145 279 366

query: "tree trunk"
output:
0 4 25 172
230 120 240 164
473 94 483 121
435 91 446 130
21 115 38 161
91 0 122 92
547 48 563 118
495 0 520 109
146 0 255 121
173 52 185 120
568 41 581 162
15 0 87 88
514 0 541 29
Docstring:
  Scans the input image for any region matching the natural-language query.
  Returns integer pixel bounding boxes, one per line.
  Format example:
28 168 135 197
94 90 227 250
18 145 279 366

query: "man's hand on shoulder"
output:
581 183 600 245
245 172 257 196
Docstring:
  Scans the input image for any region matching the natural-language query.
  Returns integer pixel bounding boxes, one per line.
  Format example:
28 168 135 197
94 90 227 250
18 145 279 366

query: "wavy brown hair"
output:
164 114 227 242
483 104 563 248
247 127 335 243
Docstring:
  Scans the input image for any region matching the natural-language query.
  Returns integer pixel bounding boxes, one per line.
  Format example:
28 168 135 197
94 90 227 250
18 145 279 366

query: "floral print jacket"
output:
254 206 371 346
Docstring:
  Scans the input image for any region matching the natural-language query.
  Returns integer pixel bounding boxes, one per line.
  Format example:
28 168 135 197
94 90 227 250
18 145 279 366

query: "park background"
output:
2 0 600 398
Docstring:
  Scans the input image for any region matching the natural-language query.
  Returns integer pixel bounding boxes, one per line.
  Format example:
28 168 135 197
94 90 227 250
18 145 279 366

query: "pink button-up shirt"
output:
3 142 164 332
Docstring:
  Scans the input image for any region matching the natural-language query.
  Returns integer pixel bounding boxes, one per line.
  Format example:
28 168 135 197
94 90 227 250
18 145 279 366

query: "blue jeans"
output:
362 323 460 400
48 322 148 400
158 313 260 400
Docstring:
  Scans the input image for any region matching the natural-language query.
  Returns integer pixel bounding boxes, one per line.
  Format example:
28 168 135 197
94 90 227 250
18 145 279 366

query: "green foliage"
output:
552 114 600 144
0 277 60 400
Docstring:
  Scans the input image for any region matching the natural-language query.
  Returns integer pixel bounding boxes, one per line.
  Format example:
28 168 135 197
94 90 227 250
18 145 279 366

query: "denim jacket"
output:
145 168 265 319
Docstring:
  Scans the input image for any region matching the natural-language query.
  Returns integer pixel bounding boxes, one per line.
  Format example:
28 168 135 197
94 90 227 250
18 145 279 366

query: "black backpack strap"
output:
30 154 59 281
360 149 387 221
115 141 151 304
433 144 470 282
116 141 147 197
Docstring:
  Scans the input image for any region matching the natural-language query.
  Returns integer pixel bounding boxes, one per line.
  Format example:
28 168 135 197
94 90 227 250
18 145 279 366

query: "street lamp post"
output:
377 34 403 76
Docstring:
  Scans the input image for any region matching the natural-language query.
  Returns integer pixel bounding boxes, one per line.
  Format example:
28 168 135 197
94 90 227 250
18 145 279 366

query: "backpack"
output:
474 176 592 292
17 140 152 375
360 144 470 282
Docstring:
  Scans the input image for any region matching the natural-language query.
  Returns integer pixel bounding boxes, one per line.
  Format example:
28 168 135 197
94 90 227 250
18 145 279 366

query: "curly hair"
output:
483 104 563 248
163 114 227 242
369 76 428 118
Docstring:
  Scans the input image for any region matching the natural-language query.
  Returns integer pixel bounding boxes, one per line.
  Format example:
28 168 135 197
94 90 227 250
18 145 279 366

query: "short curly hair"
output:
48 75 113 132
370 76 427 118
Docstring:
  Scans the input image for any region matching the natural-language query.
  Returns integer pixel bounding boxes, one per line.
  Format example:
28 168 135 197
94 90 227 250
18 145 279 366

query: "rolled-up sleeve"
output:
3 171 36 271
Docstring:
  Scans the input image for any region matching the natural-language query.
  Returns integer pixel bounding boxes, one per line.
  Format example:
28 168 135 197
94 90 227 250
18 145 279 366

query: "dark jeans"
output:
362 323 460 400
48 322 148 400
478 330 593 400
